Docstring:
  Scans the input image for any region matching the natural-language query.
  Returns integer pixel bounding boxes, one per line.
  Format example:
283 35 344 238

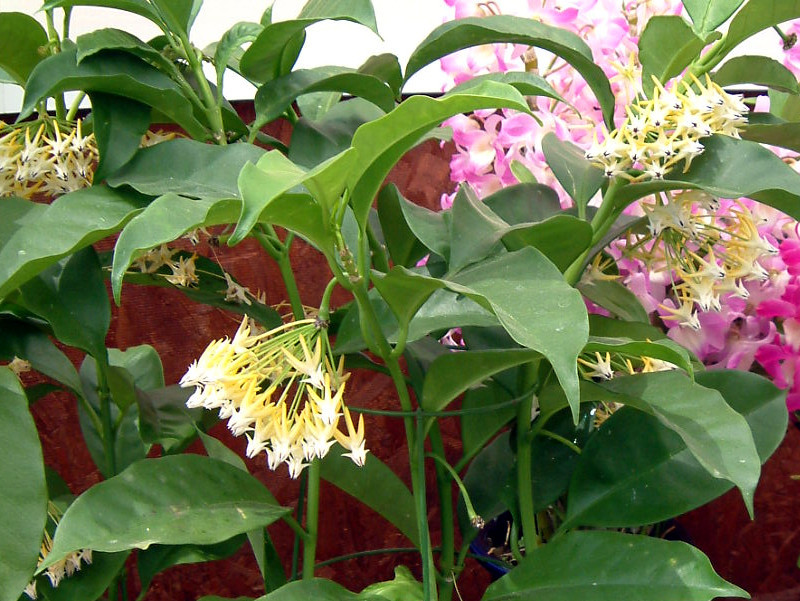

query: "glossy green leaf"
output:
591 370 761 516
483 530 746 601
583 336 694 375
39 455 289 571
359 53 403 97
616 135 800 220
76 28 177 73
150 0 200 34
0 13 48 85
370 267 445 328
89 92 151 182
577 279 650 323
448 71 565 105
20 48 208 139
683 0 744 35
397 194 450 259
0 368 46 601
255 578 363 601
109 345 164 391
541 132 604 211
501 215 593 272
17 247 109 359
40 0 162 27
446 248 588 421
240 2 379 84
254 67 395 129
483 183 562 225
0 186 148 300
348 82 531 227
639 16 705 96
742 113 800 152
0 320 81 393
137 385 202 448
460 381 516 462
359 566 422 601
566 370 787 528
376 184 428 268
215 22 263 94
0 197 46 247
107 139 264 199
714 55 800 93
449 185 508 271
421 349 539 413
404 15 615 127
288 98 385 168
297 91 342 120
320 451 419 547
111 194 239 302
406 289 498 343
137 536 246 593
719 0 800 56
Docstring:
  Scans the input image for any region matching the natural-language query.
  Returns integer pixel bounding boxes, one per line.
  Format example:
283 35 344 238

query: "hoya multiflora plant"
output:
0 0 797 600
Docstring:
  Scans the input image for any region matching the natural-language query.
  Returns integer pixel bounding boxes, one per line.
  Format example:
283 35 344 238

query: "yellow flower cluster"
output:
585 75 747 180
24 502 93 599
626 192 777 329
0 119 97 199
180 316 367 478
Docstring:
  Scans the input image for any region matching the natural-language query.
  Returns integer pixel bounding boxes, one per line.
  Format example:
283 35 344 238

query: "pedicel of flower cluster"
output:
24 501 93 599
180 316 367 478
585 76 748 180
0 119 97 199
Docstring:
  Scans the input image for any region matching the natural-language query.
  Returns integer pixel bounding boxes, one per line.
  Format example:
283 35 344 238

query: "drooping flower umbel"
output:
180 315 368 477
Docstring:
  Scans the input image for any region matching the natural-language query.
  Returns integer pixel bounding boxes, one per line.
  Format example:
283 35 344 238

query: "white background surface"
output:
0 0 451 114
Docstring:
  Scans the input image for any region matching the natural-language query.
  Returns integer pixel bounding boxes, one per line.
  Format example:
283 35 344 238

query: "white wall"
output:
0 0 451 114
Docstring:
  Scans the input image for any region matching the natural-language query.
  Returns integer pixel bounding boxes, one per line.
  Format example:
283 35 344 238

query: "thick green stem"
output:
428 427 455 601
302 459 321 579
515 391 540 552
291 470 307 580
413 411 438 601
177 32 227 144
65 92 86 122
276 243 306 320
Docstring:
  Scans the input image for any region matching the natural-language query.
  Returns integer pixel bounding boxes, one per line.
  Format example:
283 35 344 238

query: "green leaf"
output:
577 279 650 323
75 28 176 73
288 98 385 168
448 71 565 105
404 15 615 127
639 16 705 96
297 91 342 121
89 92 151 182
460 381 516 462
254 67 395 129
0 186 148 301
137 536 246 593
20 48 208 139
150 0 201 34
742 113 800 152
397 194 450 259
40 0 162 28
17 247 110 359
718 0 800 57
0 320 81 393
36 551 130 601
109 345 164 391
566 370 787 528
446 248 588 421
215 22 264 94
541 133 604 211
107 139 265 199
449 185 508 272
240 2 379 84
482 530 747 601
0 197 47 248
683 0 744 35
319 451 419 547
39 455 289 571
591 370 761 516
0 368 47 601
482 183 562 225
582 336 694 375
713 55 800 93
137 385 202 448
255 578 363 601
616 135 800 220
500 215 593 272
376 184 428 268
111 194 239 302
421 349 539 413
359 566 422 601
0 13 48 85
358 53 403 97
370 267 446 329
348 82 531 227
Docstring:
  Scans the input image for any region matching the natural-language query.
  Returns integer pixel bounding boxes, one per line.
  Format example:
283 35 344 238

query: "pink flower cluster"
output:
439 0 800 411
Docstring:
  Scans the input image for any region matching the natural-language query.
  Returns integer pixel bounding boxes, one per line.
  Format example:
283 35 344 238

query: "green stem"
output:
177 32 227 144
366 222 390 274
44 10 66 121
276 242 306 321
315 547 423 568
282 514 309 541
62 7 72 39
774 25 798 50
414 410 438 601
290 470 307 580
515 391 539 552
65 92 86 122
120 571 129 601
302 459 321 579
428 428 455 601
538 429 582 454
318 278 338 321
